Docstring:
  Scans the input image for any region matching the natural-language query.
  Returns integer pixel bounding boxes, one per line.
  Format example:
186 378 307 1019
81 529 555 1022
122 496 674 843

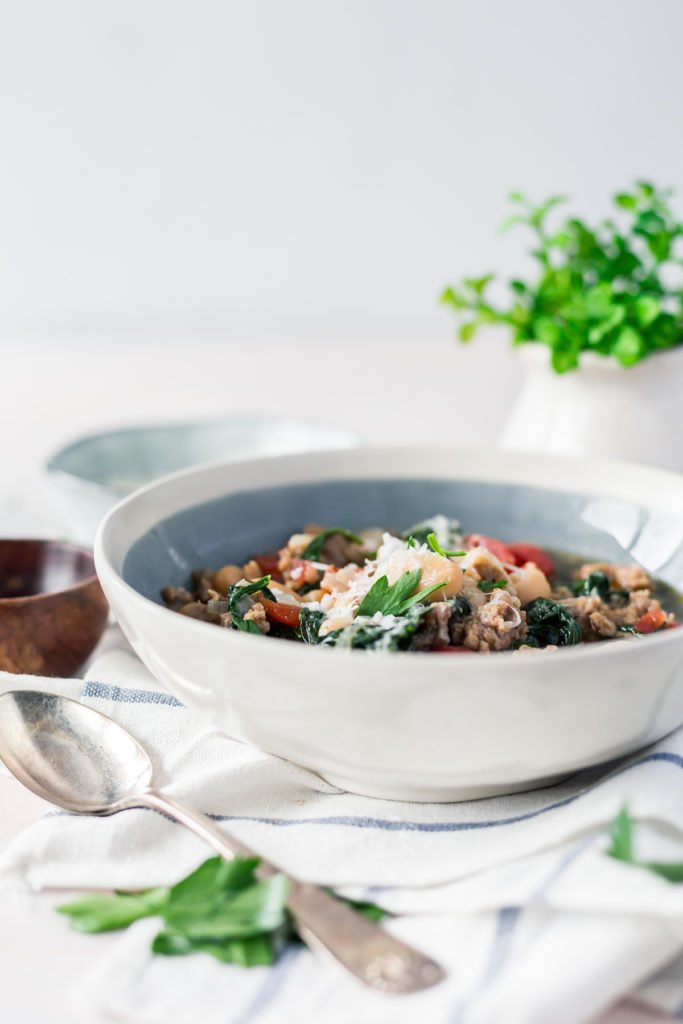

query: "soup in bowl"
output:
95 447 683 801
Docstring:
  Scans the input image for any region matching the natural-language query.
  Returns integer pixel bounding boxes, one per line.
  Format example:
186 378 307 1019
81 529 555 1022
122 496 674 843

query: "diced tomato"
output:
432 646 476 654
634 606 668 634
260 596 301 628
464 534 515 565
253 552 283 580
507 543 556 577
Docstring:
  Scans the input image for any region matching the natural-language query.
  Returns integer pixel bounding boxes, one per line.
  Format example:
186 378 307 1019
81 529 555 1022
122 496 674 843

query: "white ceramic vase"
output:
501 344 683 472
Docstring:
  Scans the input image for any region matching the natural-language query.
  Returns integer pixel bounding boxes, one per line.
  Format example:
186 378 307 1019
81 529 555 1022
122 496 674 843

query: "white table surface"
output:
0 334 672 1023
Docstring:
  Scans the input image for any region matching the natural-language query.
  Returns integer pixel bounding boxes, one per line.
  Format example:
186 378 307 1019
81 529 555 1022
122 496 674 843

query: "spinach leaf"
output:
617 624 641 636
302 528 363 561
426 533 465 558
477 579 508 593
524 597 583 647
227 575 273 633
298 606 325 644
571 571 630 604
571 571 611 599
446 594 471 624
326 604 429 651
357 569 446 617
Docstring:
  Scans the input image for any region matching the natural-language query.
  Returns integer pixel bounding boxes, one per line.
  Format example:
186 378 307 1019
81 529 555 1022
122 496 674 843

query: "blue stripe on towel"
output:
202 751 683 833
48 749 683 832
82 681 184 707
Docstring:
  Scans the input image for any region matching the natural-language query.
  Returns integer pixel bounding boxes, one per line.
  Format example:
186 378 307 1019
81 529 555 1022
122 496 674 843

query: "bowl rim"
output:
0 538 100 605
94 444 683 669
45 415 360 497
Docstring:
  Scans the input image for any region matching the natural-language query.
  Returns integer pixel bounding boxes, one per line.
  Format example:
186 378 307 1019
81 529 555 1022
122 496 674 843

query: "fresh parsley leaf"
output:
426 533 466 558
524 597 583 646
58 855 387 969
606 807 634 862
477 579 508 593
357 569 446 617
403 517 463 549
166 874 288 940
442 181 683 372
152 930 279 966
302 528 363 561
606 807 683 883
227 576 273 633
298 606 325 644
56 888 168 934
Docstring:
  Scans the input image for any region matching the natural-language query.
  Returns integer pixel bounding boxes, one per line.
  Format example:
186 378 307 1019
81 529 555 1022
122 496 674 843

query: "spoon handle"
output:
135 789 445 995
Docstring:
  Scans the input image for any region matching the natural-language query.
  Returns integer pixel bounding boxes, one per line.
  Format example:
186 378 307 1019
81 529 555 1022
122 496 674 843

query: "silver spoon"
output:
0 689 445 994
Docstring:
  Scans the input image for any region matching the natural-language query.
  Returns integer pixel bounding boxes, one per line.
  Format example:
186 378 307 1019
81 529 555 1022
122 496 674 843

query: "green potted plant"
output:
441 181 683 469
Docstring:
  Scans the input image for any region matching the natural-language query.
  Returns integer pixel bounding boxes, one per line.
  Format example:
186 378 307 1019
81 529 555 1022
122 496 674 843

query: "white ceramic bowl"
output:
95 447 683 802
47 417 358 545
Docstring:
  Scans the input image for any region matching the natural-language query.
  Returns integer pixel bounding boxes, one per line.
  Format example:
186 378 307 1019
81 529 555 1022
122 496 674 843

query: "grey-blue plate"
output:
46 417 359 544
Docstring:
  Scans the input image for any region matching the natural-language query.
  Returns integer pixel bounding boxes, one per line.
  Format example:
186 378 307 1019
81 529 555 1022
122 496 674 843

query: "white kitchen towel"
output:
2 646 683 1024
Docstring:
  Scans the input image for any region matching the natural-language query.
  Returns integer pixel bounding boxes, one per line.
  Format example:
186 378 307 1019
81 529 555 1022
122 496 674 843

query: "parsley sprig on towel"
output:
58 856 387 967
607 808 683 882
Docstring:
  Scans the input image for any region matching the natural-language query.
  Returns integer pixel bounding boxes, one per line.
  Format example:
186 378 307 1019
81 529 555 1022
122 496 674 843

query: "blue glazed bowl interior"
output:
123 478 683 603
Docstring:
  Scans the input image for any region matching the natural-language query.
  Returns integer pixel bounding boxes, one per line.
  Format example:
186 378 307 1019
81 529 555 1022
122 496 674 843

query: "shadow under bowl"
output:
0 540 109 677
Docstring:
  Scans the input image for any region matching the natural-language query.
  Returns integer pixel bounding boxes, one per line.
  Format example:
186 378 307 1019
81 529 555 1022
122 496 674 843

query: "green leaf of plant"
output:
325 603 430 651
463 274 494 295
152 930 277 966
606 807 635 862
57 856 388 969
634 296 661 327
640 861 683 883
302 528 363 561
534 317 561 346
500 214 529 234
298 606 325 644
524 597 583 646
356 569 445 618
440 180 683 373
167 874 289 940
571 571 612 600
227 576 272 632
612 326 645 366
440 286 467 309
57 888 168 934
458 321 477 342
426 533 465 558
477 579 508 592
166 857 260 916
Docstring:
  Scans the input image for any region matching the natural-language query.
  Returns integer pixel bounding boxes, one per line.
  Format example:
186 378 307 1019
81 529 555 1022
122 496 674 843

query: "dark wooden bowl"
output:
0 540 109 677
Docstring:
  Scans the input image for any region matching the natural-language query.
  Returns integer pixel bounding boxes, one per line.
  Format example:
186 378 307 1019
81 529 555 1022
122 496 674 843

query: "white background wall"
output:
1 0 682 340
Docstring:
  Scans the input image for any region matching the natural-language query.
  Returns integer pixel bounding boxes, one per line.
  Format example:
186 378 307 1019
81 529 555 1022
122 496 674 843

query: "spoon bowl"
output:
0 691 152 812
